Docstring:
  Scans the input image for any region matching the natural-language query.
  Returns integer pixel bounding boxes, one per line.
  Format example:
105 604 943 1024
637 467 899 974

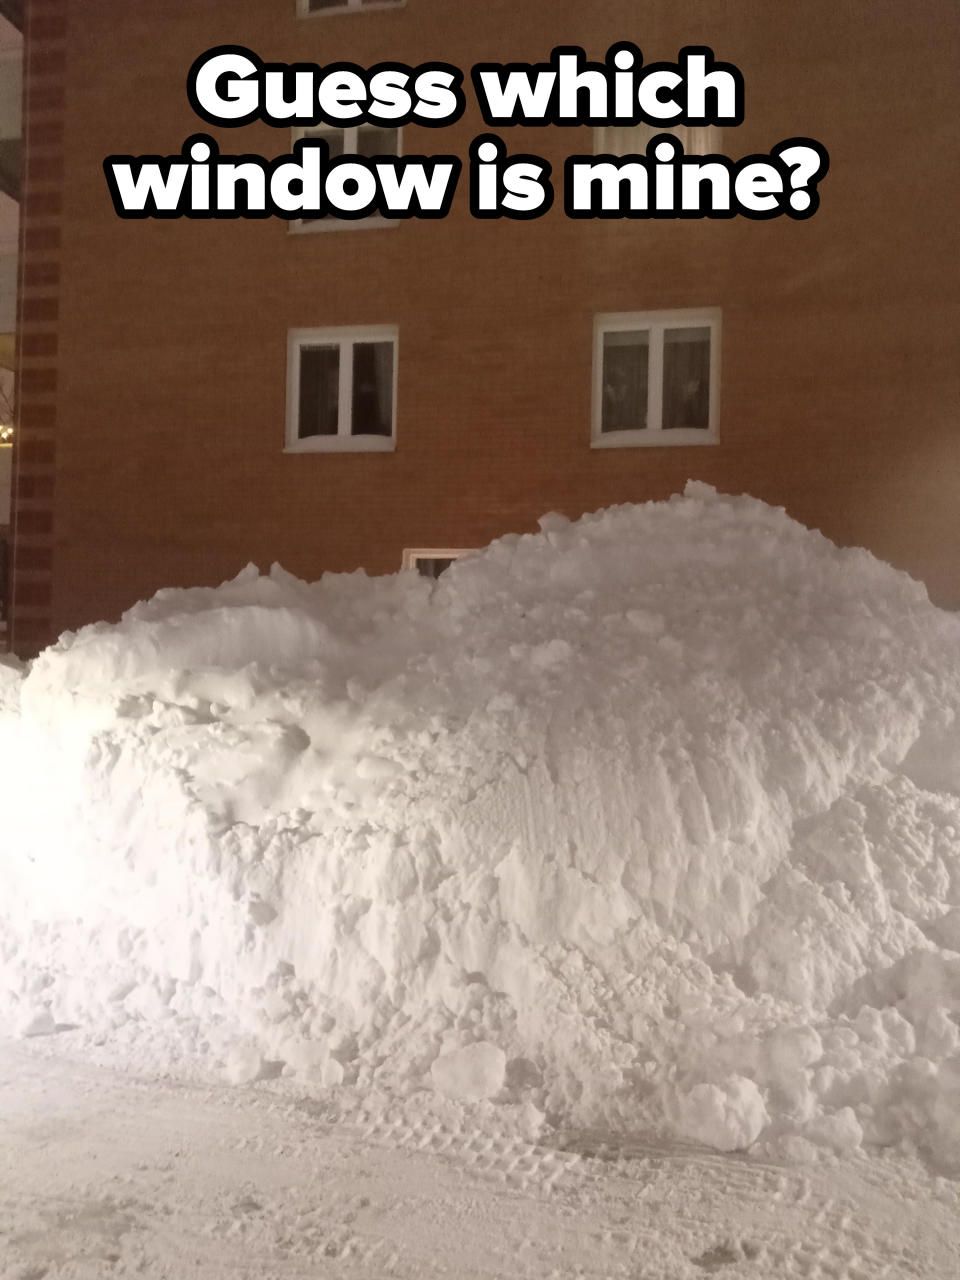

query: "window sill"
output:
299 1 406 17
285 435 396 454
591 429 718 449
290 216 400 234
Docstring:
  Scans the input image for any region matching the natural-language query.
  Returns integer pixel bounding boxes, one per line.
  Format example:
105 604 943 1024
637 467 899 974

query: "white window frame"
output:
593 124 723 156
290 124 402 234
286 325 398 453
592 308 721 448
297 0 405 18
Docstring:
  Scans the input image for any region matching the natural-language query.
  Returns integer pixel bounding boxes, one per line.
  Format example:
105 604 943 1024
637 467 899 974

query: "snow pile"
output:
2 483 960 1165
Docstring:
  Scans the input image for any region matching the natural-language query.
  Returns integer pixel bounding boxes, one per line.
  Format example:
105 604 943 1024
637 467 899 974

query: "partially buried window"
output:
402 549 473 577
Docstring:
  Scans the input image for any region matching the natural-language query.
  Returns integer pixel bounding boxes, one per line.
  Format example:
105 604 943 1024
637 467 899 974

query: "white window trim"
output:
286 325 398 453
297 0 406 19
290 124 402 235
402 548 473 571
592 308 721 448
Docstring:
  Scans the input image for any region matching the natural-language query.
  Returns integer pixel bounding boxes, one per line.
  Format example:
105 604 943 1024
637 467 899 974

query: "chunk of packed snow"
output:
223 1044 272 1086
431 1041 507 1101
672 1076 769 1152
2 484 960 1165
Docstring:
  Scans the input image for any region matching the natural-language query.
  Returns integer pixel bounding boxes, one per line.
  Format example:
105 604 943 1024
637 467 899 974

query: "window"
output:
594 124 723 156
402 549 473 578
592 309 720 447
286 326 397 452
292 124 401 233
299 0 404 16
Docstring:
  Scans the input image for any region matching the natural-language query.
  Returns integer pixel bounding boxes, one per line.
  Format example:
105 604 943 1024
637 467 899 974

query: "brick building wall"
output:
9 0 62 654
9 0 960 654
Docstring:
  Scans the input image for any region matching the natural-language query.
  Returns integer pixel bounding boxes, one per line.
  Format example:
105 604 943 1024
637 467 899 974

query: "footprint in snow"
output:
692 1239 760 1270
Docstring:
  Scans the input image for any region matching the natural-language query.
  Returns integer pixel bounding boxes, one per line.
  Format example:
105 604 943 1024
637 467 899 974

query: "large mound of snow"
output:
2 484 960 1164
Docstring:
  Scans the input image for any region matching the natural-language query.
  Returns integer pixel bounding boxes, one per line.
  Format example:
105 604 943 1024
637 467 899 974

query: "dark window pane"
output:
351 342 394 436
355 126 400 158
309 0 347 11
299 132 345 224
307 129 345 160
662 327 710 429
601 330 648 432
0 138 21 199
416 557 455 579
298 345 339 437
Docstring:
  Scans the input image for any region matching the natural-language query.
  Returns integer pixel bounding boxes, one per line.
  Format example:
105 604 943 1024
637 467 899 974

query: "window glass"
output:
323 130 347 160
351 341 394 436
662 327 710 430
298 345 340 437
298 131 345 224
355 125 400 157
416 557 456 579
601 330 649 432
303 128 345 160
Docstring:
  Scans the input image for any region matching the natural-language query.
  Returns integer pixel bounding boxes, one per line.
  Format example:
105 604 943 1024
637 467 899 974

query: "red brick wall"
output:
11 0 960 653
9 0 63 655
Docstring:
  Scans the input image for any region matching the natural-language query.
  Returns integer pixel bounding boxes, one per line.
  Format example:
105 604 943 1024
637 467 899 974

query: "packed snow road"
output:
1 1039 958 1280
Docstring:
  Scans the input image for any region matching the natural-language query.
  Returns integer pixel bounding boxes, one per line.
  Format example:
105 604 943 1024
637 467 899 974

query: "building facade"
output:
0 2 20 643
8 0 960 655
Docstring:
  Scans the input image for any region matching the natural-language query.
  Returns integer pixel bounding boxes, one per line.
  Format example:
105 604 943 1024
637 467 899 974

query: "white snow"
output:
431 1040 507 1101
671 1075 769 1152
2 483 960 1168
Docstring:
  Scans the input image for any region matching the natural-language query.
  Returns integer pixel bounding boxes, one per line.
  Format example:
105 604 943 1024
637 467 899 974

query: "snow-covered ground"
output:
3 1037 959 1279
2 484 960 1273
